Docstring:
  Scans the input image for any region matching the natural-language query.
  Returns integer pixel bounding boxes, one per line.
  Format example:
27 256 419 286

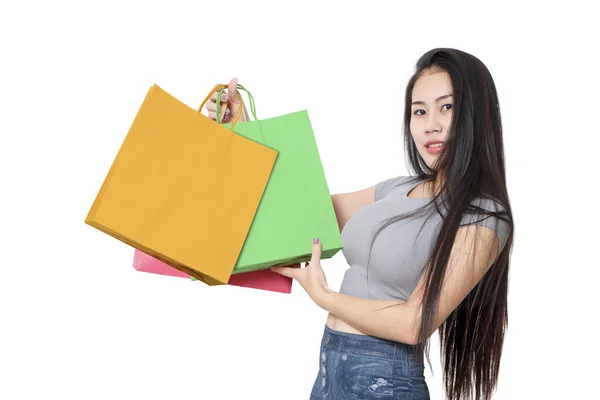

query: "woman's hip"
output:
311 324 430 399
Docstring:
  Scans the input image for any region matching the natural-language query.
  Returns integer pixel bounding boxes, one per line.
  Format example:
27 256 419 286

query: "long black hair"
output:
368 48 514 400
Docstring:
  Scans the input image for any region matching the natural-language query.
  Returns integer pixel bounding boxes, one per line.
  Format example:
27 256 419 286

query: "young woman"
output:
206 48 514 400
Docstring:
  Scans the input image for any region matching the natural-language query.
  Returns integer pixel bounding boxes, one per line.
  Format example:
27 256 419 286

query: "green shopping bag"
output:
199 84 343 275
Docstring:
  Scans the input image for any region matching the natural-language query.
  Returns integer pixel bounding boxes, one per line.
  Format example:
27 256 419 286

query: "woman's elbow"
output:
395 314 432 346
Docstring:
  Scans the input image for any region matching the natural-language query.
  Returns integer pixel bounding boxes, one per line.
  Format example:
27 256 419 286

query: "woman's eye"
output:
413 109 425 116
442 104 453 111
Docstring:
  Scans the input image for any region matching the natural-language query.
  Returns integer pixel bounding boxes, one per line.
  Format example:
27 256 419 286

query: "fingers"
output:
206 79 238 122
207 109 230 121
310 238 322 264
227 77 240 105
209 92 228 104
206 101 217 112
206 101 228 114
207 91 229 122
270 266 299 279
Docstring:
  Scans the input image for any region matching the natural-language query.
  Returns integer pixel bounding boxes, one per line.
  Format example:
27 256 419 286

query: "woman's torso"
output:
326 176 508 336
326 313 363 334
326 178 432 335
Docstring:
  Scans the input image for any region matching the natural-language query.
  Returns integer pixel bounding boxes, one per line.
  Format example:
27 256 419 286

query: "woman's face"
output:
410 70 454 169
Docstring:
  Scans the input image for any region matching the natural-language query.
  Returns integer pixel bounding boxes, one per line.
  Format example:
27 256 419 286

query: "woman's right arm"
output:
331 186 376 233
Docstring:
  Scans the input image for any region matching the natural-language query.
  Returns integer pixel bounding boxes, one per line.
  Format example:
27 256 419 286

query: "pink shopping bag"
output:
133 250 293 294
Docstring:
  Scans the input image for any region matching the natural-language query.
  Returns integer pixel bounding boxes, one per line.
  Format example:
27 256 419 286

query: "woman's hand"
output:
270 238 333 308
205 77 247 123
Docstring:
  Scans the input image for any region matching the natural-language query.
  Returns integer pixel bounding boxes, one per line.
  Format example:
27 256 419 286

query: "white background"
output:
1 1 598 399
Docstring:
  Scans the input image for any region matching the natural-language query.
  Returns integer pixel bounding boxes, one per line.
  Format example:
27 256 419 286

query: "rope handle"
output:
198 83 257 129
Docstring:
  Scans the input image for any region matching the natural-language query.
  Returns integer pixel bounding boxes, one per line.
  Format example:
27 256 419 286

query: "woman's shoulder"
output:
467 196 508 214
461 196 512 252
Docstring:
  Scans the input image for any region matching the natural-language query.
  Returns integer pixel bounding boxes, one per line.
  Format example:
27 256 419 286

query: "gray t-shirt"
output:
339 175 510 301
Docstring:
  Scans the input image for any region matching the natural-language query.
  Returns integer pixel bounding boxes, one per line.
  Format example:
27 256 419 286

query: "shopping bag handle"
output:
198 83 257 129
215 84 257 124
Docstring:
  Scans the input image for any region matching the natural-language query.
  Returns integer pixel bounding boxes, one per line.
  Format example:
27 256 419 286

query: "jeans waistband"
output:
321 324 419 361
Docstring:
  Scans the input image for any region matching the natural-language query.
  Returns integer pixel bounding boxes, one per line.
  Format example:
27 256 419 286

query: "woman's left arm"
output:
272 225 500 345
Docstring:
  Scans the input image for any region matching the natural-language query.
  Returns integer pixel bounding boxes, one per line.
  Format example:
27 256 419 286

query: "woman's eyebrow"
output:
411 94 454 105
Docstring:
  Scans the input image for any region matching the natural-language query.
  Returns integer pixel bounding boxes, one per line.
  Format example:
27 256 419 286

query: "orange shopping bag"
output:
85 84 278 285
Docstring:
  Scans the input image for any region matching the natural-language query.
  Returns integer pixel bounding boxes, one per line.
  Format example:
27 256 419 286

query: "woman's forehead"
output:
412 71 453 101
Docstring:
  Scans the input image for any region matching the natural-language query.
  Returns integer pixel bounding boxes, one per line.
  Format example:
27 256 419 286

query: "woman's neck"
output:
427 172 445 196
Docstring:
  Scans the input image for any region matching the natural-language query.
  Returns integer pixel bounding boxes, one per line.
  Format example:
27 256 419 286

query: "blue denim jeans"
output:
310 325 430 399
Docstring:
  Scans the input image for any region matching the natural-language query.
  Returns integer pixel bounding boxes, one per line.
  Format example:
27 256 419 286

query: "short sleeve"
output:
374 176 410 201
460 198 511 254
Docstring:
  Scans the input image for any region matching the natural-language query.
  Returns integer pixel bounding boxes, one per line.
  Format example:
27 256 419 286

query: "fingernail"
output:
221 94 227 101
313 237 319 244
224 108 230 116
